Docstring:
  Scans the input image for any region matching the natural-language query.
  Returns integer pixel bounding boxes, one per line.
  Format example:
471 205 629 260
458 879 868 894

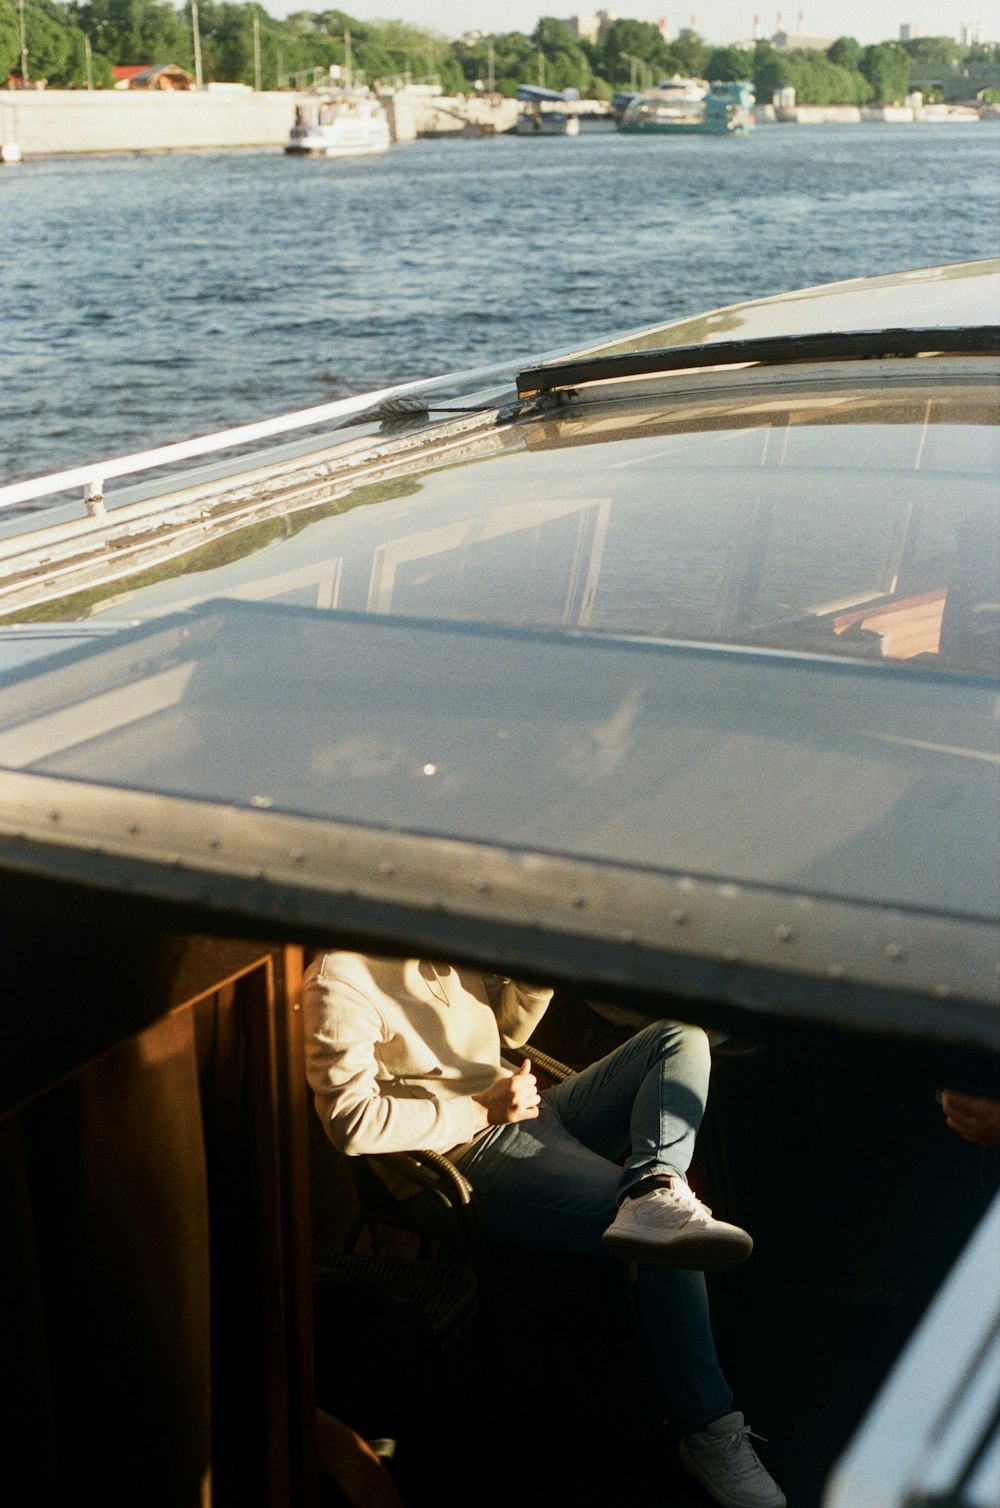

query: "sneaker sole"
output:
602 1229 753 1270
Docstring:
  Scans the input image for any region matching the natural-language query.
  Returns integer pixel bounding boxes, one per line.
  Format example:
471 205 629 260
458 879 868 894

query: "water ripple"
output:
2 123 998 485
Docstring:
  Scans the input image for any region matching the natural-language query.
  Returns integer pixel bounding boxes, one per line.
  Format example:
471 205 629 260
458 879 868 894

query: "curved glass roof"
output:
22 362 996 682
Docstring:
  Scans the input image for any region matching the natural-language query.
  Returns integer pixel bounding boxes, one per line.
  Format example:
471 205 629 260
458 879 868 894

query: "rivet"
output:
934 983 952 999
476 879 492 894
671 908 688 925
884 943 905 962
49 810 61 822
620 930 636 944
724 946 741 962
291 849 306 864
379 861 397 877
775 925 794 943
249 795 273 809
127 822 140 835
572 894 587 909
827 964 846 979
249 866 264 880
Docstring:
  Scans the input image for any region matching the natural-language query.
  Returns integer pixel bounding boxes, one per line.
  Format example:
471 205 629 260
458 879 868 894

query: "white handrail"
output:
0 359 522 516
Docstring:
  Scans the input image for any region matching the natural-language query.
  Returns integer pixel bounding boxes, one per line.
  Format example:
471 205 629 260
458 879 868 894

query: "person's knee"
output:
641 1019 708 1057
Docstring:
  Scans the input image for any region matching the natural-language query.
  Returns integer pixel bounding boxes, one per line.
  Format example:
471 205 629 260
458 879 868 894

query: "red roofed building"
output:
113 65 194 90
112 66 148 88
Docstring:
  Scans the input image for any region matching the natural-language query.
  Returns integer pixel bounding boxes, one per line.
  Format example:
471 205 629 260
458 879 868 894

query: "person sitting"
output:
303 952 786 1508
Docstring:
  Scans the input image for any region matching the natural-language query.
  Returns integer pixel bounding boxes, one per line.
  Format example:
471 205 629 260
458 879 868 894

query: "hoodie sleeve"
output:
302 964 480 1157
484 976 554 1050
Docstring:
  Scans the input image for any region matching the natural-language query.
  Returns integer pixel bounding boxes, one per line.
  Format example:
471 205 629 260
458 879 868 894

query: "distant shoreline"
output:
0 88 991 162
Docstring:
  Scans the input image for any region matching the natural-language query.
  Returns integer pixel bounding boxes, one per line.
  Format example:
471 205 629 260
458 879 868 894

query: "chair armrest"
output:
374 1148 476 1207
522 1043 574 1084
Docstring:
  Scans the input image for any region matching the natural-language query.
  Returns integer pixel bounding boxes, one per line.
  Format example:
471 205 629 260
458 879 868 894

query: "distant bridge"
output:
908 67 1000 102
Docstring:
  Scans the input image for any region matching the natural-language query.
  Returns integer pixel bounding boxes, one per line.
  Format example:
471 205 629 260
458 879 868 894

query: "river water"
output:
1 121 998 487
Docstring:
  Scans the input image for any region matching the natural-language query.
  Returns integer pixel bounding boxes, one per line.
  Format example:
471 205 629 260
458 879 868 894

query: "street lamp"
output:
19 0 29 86
621 52 652 90
190 0 204 89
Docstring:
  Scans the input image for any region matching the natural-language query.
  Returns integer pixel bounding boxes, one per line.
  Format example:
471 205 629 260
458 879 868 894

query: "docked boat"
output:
514 83 581 136
285 89 391 158
620 77 755 135
0 262 998 1508
514 107 580 136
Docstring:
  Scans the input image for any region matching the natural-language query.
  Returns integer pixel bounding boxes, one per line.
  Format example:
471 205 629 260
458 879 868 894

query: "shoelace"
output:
670 1179 714 1218
711 1424 771 1481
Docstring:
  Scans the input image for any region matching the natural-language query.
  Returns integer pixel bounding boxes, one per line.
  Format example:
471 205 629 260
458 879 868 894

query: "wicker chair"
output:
341 1043 574 1273
336 1046 644 1352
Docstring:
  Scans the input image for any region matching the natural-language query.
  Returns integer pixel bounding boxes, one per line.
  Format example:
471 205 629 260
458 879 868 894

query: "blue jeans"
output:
454 1021 734 1432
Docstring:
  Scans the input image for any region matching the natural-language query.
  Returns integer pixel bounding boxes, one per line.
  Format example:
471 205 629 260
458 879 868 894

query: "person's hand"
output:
472 1059 540 1126
315 1409 404 1508
940 1089 1000 1147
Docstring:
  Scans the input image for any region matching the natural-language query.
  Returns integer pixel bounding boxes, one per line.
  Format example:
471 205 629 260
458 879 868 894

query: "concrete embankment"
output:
756 102 984 123
0 87 516 158
3 88 984 160
410 95 522 136
0 88 309 158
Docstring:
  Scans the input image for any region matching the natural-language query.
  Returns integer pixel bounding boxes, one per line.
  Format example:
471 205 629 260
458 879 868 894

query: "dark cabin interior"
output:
2 916 996 1508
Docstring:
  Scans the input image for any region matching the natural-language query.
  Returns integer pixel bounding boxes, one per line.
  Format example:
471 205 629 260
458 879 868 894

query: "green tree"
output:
195 0 259 83
860 41 909 103
531 16 591 94
702 44 753 82
0 4 23 77
8 3 72 80
597 18 670 88
898 35 961 71
827 36 863 72
460 30 538 95
752 42 793 102
793 51 868 104
2 1 116 84
74 0 188 65
661 26 707 78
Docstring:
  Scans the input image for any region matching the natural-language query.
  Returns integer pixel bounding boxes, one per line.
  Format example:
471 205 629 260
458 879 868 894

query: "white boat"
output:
514 107 580 136
285 90 391 158
514 83 581 136
620 78 755 136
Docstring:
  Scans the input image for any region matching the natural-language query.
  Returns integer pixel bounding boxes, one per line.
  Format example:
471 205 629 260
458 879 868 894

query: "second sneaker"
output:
602 1174 753 1269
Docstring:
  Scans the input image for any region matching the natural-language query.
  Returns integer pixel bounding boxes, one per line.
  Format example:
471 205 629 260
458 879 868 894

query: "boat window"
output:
0 597 997 934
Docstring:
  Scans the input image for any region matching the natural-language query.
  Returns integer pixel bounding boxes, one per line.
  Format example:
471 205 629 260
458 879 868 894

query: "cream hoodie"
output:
303 952 553 1157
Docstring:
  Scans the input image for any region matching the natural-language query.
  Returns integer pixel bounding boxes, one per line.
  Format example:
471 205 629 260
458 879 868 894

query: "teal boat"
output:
620 77 755 135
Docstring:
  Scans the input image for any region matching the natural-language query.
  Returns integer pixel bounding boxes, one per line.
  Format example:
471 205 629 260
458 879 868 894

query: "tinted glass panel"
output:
29 373 1000 678
0 601 997 924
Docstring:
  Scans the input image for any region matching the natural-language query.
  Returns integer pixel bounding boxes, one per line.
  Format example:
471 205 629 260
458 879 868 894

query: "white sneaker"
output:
602 1176 753 1270
679 1411 786 1508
